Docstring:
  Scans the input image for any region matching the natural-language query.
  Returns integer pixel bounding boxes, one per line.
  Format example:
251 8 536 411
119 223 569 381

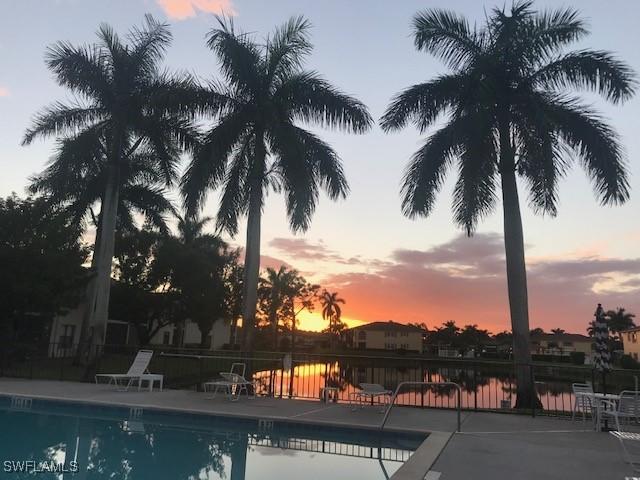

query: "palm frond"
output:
542 95 629 205
380 73 466 133
532 50 636 104
45 42 111 102
400 119 463 219
181 112 248 215
216 134 252 236
451 116 498 235
266 16 312 85
22 103 106 145
206 16 262 93
412 9 483 69
128 14 172 78
520 6 587 61
276 71 372 133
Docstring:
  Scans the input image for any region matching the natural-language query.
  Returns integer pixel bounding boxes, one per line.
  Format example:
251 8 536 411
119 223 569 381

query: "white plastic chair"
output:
95 350 163 392
571 383 594 422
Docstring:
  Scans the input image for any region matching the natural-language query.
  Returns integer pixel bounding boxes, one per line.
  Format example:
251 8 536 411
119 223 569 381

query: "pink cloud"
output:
156 0 236 19
0 86 9 97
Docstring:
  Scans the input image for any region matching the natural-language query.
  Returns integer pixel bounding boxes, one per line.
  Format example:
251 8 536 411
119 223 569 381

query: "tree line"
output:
0 195 347 352
15 1 637 408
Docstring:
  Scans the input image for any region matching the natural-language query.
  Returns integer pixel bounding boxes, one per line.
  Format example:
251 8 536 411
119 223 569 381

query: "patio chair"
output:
203 363 256 401
349 383 393 412
95 350 163 392
602 391 640 432
571 383 595 422
611 431 640 472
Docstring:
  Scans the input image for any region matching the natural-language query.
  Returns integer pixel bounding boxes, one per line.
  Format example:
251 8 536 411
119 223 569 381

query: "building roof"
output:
530 332 592 343
349 320 426 333
620 326 640 334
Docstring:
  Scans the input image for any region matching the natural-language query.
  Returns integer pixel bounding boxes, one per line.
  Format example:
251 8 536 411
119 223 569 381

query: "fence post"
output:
420 360 425 408
279 356 284 399
473 362 478 412
530 364 536 418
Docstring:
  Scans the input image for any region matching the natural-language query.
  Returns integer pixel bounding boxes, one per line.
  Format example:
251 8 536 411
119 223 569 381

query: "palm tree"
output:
381 2 635 408
606 308 636 334
181 16 372 351
551 328 566 335
319 290 346 343
22 16 200 353
153 215 231 348
259 266 299 349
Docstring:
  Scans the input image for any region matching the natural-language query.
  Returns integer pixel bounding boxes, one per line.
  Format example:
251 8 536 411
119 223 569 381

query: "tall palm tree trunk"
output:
90 162 121 354
499 127 541 409
241 191 262 352
241 135 265 353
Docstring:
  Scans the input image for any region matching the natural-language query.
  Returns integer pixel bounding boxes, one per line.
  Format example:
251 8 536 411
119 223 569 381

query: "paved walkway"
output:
0 379 636 479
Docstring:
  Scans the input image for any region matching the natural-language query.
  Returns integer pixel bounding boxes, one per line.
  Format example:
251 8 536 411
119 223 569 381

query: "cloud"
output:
0 86 9 97
318 233 640 334
156 0 235 20
269 237 372 266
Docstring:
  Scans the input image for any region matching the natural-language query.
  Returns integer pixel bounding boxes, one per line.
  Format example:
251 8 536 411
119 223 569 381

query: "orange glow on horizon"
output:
296 311 364 332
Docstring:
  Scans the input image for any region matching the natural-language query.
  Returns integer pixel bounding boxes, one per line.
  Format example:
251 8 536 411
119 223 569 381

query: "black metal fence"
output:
2 343 639 416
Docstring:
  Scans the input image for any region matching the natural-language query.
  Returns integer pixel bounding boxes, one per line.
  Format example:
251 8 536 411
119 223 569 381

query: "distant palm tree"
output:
551 328 566 335
381 2 635 407
606 308 636 334
320 290 346 340
22 16 200 353
181 17 372 351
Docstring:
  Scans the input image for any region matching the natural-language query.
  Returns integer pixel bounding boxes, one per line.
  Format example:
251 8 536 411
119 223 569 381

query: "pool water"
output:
0 397 426 479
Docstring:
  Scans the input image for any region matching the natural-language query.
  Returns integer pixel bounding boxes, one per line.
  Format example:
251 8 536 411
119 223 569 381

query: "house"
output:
150 320 230 349
345 321 426 352
530 332 593 360
48 304 231 357
620 327 640 360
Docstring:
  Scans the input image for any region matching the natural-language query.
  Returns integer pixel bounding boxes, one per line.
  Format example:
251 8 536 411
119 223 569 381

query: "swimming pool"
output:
0 396 426 479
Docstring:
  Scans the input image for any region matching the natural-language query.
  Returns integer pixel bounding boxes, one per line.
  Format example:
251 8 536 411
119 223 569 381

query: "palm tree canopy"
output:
381 1 636 234
22 15 200 169
181 16 372 234
606 307 636 333
320 290 345 321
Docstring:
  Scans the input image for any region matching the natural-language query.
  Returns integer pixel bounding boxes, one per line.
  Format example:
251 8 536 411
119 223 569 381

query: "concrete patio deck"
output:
0 378 636 479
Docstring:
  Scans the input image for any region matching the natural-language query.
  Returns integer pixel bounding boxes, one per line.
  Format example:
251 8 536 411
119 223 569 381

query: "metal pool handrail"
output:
380 381 462 432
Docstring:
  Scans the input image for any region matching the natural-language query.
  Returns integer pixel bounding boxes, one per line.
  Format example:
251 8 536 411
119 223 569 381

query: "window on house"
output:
401 331 408 337
358 331 366 340
59 324 75 348
563 342 573 347
162 331 170 345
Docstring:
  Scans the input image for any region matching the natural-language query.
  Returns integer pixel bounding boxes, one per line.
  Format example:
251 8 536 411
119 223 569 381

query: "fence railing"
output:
2 343 638 416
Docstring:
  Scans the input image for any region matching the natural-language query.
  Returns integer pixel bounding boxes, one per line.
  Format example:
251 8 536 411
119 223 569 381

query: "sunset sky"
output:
1 0 639 334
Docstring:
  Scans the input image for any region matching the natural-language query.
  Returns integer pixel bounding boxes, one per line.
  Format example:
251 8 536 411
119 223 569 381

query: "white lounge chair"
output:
203 363 256 401
95 350 163 392
349 383 393 411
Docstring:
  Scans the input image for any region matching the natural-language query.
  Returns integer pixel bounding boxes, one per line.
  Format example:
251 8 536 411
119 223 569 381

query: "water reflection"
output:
258 360 592 411
0 408 417 480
